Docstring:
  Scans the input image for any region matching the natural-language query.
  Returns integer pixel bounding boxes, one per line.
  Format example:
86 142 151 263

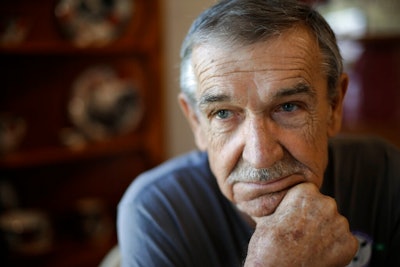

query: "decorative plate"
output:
68 65 143 141
54 0 134 47
0 17 30 46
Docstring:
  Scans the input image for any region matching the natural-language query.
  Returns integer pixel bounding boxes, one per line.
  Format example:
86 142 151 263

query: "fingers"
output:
246 182 358 266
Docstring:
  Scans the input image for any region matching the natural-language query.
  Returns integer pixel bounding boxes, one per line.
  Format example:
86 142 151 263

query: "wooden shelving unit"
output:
0 0 163 266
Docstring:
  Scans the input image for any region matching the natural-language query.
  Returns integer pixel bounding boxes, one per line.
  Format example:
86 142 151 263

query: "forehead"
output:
191 26 324 96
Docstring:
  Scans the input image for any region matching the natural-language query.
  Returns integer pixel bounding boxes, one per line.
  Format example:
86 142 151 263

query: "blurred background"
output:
0 0 398 266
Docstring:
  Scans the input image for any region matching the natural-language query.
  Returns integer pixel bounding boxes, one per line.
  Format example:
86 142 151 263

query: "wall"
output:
163 0 214 158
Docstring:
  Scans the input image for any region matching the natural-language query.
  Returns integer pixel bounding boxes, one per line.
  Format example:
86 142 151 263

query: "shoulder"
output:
119 150 213 207
324 135 400 196
325 135 400 198
117 151 215 266
328 134 400 164
329 134 398 150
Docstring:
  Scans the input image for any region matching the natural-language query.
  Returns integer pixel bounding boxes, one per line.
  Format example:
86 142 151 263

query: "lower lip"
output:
232 174 305 199
254 173 303 188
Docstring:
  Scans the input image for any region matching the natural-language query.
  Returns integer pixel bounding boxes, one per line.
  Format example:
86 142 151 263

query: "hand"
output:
244 183 358 267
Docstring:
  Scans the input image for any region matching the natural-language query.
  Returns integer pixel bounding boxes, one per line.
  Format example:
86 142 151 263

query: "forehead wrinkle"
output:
195 54 239 82
197 66 314 106
194 44 317 82
201 65 312 80
253 67 314 91
255 53 316 84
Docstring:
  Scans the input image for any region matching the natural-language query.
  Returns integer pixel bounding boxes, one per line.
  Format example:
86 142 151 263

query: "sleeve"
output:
117 180 191 267
385 142 400 266
117 171 226 267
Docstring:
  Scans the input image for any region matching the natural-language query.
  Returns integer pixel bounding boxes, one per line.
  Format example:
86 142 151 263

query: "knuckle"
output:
288 182 318 198
324 197 338 213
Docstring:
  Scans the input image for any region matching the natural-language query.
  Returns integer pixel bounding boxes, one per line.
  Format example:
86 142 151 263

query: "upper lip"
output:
237 173 305 193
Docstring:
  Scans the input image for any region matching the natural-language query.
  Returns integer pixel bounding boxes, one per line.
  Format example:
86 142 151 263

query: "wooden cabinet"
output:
0 0 163 266
341 36 400 147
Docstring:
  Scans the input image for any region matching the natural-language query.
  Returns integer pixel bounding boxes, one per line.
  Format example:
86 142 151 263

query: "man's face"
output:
180 26 347 219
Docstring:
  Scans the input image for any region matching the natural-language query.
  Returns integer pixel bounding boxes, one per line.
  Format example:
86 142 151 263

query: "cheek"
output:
277 110 329 186
208 152 235 201
288 130 328 187
206 131 243 201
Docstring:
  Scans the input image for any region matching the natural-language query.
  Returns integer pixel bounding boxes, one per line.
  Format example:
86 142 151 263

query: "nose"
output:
242 116 283 169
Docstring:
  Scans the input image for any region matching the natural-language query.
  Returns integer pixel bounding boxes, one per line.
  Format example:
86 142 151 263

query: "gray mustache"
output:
227 155 305 184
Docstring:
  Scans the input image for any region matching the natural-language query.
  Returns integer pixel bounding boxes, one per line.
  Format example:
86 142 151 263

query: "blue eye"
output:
216 110 231 119
281 103 298 112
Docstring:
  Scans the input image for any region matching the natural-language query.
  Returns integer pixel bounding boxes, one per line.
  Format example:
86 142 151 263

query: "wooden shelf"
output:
0 133 148 169
0 40 155 56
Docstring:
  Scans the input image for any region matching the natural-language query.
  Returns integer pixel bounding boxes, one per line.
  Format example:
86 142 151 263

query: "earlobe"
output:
328 73 348 137
178 93 208 150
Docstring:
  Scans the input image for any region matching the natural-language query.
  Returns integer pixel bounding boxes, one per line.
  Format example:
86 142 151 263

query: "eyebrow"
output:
198 82 316 108
198 93 231 108
273 82 316 99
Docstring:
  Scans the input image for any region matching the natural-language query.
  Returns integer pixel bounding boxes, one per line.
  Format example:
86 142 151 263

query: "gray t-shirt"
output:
117 136 400 266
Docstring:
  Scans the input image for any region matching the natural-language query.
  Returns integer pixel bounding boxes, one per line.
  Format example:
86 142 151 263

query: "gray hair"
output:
180 0 343 107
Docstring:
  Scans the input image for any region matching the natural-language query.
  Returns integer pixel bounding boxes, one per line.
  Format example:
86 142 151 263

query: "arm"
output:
244 183 358 267
117 200 180 267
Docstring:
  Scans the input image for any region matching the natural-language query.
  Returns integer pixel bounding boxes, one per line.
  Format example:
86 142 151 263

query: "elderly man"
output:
117 0 400 266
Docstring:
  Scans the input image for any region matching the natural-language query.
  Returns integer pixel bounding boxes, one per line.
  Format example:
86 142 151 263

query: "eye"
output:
272 101 309 128
279 102 299 112
215 109 232 119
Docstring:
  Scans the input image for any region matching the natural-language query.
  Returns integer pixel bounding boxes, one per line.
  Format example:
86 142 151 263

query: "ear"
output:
327 73 348 137
178 93 208 151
